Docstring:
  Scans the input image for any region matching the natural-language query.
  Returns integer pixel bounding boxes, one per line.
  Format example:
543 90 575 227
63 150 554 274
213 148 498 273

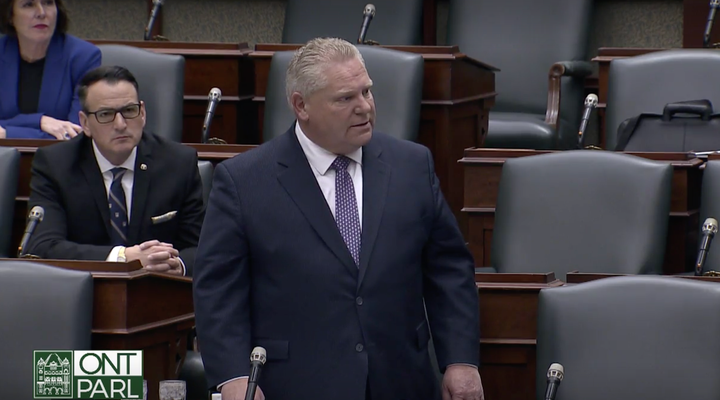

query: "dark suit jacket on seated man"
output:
193 38 484 400
26 66 204 276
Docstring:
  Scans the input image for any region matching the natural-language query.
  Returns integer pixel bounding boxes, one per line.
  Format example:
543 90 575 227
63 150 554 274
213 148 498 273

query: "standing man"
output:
27 66 204 275
193 38 483 400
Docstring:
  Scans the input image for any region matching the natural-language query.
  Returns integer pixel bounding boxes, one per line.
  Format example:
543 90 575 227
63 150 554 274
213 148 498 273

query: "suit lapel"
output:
37 34 65 116
357 138 390 286
79 137 112 238
128 135 152 245
276 129 359 278
0 37 20 118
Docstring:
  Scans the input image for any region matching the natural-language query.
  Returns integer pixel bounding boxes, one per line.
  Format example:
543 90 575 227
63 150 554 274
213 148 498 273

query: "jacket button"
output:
356 297 363 306
356 343 364 352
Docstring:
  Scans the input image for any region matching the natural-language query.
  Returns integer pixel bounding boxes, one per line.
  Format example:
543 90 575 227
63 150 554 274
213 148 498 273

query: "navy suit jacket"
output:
193 127 480 400
0 34 101 139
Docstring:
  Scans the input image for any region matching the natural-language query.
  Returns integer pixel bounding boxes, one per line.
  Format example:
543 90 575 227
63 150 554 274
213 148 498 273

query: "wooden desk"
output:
1 258 192 400
89 40 256 144
251 43 498 235
1 139 257 256
460 148 703 274
476 272 564 400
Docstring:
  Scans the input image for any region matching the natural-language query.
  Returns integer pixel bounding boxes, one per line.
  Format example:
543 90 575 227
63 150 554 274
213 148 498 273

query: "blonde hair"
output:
286 37 366 107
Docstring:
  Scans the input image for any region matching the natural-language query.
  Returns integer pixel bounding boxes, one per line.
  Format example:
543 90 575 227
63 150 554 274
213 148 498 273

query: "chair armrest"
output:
545 60 594 129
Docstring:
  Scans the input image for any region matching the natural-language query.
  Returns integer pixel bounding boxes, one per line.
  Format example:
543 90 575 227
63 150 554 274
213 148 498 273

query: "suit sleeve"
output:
421 148 480 371
4 125 54 139
68 46 101 125
193 162 252 389
176 151 205 276
0 114 44 130
26 149 114 259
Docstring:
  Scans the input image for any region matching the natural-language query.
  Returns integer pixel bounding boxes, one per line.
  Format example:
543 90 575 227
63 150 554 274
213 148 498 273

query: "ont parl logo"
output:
34 350 143 399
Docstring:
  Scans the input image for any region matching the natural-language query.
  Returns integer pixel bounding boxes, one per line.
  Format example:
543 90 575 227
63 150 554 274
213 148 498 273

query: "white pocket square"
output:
151 211 177 224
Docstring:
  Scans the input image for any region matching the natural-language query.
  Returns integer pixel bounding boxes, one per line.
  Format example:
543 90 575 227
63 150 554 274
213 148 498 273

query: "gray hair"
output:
286 37 366 107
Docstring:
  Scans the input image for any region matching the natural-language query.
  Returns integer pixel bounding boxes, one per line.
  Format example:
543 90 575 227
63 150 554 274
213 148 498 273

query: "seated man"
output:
26 65 204 276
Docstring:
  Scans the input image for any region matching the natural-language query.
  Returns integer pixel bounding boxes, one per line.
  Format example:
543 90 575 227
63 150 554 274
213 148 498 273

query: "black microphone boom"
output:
144 0 164 41
244 346 267 400
18 206 44 257
704 0 720 48
358 4 376 44
696 217 718 275
578 93 598 148
202 87 222 144
544 363 564 400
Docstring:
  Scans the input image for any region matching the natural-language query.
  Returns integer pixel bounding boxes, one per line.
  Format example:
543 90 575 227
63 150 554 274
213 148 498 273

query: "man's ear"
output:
140 100 147 127
79 111 91 138
291 92 310 122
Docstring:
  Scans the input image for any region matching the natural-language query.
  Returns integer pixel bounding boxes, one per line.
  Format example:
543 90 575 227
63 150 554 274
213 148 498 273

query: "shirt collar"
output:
92 140 137 174
295 122 363 176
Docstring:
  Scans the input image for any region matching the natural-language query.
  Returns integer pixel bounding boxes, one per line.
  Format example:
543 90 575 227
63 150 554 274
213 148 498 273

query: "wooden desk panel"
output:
461 148 703 274
476 272 564 400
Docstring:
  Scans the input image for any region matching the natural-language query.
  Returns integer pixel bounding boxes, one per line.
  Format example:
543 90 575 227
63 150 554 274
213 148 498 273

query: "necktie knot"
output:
331 156 351 172
111 167 126 181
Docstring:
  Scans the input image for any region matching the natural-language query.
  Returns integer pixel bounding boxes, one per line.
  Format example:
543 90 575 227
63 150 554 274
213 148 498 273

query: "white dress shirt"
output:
295 122 363 227
92 141 185 275
217 123 365 390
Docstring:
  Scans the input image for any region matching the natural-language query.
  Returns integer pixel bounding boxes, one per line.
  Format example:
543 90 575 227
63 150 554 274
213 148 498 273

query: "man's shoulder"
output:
371 131 430 160
34 136 83 166
219 131 288 172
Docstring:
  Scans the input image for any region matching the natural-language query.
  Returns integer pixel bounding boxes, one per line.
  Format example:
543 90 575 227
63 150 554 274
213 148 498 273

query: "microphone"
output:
144 0 164 41
704 0 720 48
244 346 267 400
578 93 598 148
18 206 44 257
544 363 564 400
201 87 222 144
696 217 718 275
358 4 376 45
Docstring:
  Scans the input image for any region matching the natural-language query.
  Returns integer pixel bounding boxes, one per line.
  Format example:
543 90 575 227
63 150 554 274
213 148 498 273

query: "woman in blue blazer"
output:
0 0 101 140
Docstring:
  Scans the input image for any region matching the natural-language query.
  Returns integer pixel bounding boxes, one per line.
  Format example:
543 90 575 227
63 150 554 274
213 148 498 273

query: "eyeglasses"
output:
86 103 142 124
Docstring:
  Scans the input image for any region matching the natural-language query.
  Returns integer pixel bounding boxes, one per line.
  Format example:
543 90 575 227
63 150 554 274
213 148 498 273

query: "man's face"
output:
292 57 376 154
79 80 145 164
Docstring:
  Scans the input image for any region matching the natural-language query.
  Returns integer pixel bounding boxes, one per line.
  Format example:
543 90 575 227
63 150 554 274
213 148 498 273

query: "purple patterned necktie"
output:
331 156 361 267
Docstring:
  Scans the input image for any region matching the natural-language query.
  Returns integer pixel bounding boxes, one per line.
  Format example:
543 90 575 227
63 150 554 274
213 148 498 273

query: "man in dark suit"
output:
26 65 204 276
193 38 483 400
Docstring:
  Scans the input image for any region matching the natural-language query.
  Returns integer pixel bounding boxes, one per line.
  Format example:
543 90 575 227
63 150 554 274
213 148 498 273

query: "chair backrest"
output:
492 151 672 280
0 261 93 399
263 45 423 142
606 49 720 150
197 160 214 206
698 160 720 273
0 147 19 258
97 45 185 142
282 0 423 45
536 276 720 400
447 0 592 115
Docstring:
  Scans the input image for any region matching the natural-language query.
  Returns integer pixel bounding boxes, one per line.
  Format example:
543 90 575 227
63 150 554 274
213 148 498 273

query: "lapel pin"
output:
140 164 148 170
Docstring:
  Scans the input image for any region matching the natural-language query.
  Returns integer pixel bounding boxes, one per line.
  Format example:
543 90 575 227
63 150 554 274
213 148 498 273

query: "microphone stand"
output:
360 40 380 46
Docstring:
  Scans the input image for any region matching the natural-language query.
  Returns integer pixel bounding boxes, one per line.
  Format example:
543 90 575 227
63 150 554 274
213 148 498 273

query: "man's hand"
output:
125 240 182 274
442 365 484 400
40 116 81 140
0 125 6 138
221 379 265 400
